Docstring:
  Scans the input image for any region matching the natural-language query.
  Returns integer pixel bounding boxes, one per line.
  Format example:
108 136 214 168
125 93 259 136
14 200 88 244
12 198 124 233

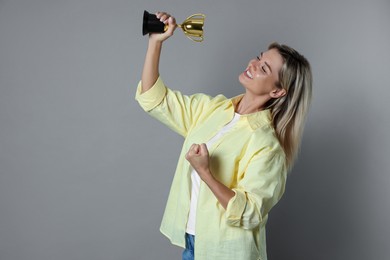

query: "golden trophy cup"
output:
142 10 205 42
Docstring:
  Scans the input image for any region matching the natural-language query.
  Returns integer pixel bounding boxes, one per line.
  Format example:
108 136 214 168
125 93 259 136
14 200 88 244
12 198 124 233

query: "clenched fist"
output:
185 143 212 180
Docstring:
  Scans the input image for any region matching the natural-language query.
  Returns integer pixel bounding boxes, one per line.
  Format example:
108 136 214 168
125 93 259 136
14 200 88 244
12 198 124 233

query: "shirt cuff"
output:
135 77 167 111
225 189 247 227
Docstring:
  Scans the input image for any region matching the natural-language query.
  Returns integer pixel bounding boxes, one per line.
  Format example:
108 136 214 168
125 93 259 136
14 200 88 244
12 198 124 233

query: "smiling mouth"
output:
245 70 253 79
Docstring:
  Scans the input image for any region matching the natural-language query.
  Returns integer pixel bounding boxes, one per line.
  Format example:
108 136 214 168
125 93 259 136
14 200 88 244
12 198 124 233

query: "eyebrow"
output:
260 52 272 73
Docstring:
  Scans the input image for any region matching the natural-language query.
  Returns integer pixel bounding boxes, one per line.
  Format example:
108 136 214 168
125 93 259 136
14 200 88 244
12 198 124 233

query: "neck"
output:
235 94 270 115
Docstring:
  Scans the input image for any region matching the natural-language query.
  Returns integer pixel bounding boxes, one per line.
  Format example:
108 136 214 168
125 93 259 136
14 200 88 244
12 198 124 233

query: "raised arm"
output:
141 12 177 93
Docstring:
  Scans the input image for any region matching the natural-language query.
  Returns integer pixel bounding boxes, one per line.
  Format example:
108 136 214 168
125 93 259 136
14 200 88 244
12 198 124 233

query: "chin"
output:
238 73 246 85
238 74 249 89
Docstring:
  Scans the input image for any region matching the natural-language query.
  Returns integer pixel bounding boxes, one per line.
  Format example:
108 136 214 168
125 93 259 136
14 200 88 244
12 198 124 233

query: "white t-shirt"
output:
186 113 241 235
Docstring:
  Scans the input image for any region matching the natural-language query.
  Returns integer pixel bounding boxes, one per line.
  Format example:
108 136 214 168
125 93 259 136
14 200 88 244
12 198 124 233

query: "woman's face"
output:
239 48 284 97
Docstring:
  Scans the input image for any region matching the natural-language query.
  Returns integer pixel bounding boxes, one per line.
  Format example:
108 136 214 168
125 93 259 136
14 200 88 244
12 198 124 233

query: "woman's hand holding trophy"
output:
142 10 205 42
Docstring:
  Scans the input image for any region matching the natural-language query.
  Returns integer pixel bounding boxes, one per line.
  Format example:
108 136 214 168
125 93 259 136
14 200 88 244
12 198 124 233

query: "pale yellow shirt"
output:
135 77 287 260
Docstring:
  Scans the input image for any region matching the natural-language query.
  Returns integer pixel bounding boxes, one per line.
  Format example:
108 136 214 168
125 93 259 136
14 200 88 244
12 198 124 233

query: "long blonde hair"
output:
265 42 313 169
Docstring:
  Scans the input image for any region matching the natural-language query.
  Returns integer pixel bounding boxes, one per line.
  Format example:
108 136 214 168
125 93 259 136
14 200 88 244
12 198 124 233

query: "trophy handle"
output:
183 33 204 42
185 13 206 22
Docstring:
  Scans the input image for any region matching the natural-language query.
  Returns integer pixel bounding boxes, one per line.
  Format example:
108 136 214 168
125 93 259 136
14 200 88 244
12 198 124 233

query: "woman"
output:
135 12 312 260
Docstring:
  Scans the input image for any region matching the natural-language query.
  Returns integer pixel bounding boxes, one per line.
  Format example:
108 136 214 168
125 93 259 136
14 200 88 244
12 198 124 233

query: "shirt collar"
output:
230 95 273 130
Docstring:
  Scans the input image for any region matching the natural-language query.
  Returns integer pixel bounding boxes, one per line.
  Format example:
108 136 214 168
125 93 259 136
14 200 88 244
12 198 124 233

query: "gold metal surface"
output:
164 14 206 42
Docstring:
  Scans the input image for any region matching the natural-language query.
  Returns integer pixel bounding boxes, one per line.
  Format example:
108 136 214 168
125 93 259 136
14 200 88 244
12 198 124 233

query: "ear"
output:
270 88 286 99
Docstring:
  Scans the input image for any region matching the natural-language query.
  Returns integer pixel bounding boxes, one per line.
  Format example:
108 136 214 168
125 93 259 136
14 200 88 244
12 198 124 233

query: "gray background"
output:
0 0 389 259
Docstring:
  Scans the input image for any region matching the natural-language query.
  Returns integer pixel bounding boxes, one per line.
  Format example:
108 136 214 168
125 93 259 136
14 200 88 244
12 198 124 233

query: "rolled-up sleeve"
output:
135 77 167 112
225 150 287 229
135 77 226 137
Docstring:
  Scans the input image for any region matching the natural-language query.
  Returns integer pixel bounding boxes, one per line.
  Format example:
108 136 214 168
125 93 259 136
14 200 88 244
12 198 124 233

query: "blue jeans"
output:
182 233 195 260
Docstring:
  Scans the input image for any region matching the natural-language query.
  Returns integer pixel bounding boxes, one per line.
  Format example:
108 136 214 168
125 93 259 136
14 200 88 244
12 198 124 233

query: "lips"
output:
244 69 253 79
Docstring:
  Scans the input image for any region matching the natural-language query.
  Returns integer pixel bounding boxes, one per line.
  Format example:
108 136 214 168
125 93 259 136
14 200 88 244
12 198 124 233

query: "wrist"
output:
148 38 163 48
199 168 214 183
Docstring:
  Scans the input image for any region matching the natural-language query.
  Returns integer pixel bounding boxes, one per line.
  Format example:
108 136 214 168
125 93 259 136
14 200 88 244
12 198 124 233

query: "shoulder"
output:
202 93 229 106
188 93 230 112
251 124 285 158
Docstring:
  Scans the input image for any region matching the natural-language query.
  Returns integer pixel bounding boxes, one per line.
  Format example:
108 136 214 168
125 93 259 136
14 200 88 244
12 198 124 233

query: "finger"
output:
192 144 200 154
185 152 191 161
186 144 196 157
155 12 170 23
159 13 170 23
155 12 166 19
199 143 208 155
186 145 197 160
170 16 176 25
165 17 177 32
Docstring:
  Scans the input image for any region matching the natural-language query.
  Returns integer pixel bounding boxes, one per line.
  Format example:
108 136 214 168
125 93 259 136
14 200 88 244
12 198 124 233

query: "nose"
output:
249 60 258 71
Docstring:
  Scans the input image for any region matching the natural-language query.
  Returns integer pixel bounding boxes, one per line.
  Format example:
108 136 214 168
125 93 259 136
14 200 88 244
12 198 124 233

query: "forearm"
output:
141 40 162 93
186 144 235 209
201 169 235 209
140 12 177 93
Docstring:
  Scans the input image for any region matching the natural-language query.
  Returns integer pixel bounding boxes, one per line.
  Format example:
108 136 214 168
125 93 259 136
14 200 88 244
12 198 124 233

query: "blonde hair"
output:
265 42 313 169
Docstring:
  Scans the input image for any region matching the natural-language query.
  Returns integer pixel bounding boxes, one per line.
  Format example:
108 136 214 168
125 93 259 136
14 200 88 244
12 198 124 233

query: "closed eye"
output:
257 55 267 73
